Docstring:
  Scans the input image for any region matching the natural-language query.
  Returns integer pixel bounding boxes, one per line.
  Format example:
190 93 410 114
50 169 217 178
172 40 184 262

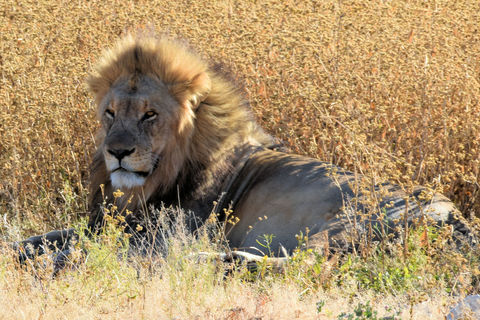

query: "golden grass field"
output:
1 0 480 319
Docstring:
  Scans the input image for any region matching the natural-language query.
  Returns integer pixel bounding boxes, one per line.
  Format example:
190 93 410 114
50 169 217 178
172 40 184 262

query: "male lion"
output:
19 34 464 263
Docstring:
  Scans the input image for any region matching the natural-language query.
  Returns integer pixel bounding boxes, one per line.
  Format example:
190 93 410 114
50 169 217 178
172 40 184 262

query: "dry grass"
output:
0 210 463 320
1 0 480 318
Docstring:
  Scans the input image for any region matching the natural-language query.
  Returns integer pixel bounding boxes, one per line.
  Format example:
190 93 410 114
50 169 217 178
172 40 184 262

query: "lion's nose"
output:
107 148 135 161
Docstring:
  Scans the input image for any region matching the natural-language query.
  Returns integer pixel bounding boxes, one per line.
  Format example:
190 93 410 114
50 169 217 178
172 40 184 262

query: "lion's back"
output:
225 148 459 254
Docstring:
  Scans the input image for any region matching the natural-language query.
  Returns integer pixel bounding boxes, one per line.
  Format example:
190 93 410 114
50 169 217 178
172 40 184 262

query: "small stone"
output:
446 295 480 320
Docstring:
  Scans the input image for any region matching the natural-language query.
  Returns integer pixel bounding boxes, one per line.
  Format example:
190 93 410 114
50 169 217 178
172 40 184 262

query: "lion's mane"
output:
86 34 273 225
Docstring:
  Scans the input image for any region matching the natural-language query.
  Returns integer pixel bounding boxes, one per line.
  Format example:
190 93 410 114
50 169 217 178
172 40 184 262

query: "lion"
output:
18 34 464 263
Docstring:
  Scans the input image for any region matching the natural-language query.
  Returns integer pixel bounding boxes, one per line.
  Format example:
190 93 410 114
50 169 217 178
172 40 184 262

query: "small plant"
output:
255 234 275 257
337 301 399 320
316 300 326 313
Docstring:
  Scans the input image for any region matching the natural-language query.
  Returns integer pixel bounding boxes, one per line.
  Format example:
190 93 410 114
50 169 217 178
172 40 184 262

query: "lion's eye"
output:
105 109 115 119
142 111 157 121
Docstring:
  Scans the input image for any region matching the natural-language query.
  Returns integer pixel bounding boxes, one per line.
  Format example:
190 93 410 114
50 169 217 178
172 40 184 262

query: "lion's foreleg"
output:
14 228 78 264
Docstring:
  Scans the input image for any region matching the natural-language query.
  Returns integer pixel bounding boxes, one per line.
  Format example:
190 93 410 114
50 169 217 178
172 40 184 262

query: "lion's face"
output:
97 68 211 191
100 75 180 189
88 37 213 193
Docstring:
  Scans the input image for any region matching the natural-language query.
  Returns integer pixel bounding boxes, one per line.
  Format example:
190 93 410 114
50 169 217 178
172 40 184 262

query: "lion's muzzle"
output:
102 117 157 189
105 149 153 188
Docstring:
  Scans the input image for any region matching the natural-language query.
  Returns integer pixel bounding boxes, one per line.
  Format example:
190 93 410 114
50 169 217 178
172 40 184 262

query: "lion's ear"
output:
189 72 211 109
170 72 211 110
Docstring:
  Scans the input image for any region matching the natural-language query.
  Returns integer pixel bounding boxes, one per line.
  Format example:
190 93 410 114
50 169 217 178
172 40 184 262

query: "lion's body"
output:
19 34 461 259
82 34 462 255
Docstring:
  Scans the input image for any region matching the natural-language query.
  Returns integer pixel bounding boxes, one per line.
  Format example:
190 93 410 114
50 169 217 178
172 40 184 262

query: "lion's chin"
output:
110 170 146 189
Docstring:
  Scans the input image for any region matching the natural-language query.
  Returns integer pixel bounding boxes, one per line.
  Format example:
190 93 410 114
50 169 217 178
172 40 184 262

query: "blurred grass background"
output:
0 0 479 236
